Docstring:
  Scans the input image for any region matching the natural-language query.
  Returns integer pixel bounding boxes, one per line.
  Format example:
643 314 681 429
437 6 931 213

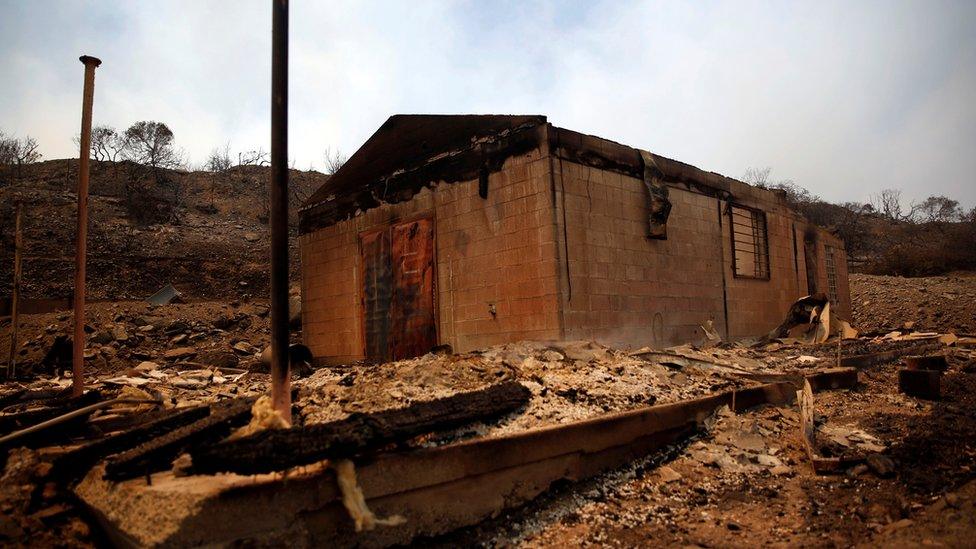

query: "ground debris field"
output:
0 274 973 547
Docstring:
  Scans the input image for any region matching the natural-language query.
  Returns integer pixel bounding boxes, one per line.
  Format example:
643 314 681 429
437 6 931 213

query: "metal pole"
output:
7 203 22 379
73 55 101 397
270 0 291 421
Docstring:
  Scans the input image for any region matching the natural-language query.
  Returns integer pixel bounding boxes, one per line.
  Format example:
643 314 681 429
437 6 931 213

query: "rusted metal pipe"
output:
73 55 101 397
269 0 291 420
7 203 23 378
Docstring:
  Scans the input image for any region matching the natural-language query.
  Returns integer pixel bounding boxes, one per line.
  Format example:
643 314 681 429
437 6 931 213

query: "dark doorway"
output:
804 241 819 296
360 217 437 362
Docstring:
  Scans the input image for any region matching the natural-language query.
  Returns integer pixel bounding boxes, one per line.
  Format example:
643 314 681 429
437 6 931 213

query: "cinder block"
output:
898 369 941 400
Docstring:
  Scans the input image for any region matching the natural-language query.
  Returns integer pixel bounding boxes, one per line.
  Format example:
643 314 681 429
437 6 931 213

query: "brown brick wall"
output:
301 127 854 360
721 202 806 338
550 154 850 346
553 158 728 347
299 146 561 362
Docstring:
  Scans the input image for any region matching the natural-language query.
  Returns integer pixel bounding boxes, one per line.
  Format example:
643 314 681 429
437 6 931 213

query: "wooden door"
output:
391 218 437 360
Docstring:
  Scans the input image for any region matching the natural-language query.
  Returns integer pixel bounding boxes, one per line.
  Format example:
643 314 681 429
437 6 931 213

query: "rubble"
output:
0 278 974 546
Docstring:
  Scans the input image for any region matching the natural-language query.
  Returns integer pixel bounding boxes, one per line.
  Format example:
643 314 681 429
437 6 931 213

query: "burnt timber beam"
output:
0 390 102 435
46 405 209 485
104 396 258 481
190 381 532 475
839 342 942 369
77 379 853 547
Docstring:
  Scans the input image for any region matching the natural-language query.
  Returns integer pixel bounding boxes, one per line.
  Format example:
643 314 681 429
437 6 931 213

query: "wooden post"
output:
7 204 23 379
73 55 101 397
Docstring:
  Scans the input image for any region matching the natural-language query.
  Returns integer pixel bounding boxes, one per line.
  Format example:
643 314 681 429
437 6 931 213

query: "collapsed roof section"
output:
299 114 797 234
300 115 548 233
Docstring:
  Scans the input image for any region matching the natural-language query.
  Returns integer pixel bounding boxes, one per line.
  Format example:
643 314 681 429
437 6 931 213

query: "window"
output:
825 245 839 304
729 204 770 279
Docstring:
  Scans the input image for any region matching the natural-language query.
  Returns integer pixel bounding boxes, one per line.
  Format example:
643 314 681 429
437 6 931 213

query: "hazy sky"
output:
2 0 974 207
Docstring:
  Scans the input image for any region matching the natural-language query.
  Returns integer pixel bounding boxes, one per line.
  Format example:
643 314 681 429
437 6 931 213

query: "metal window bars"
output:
728 204 770 279
825 245 839 304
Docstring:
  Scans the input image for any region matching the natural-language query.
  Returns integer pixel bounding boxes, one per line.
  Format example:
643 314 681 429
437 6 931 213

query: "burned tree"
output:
202 144 232 213
0 132 42 180
89 125 127 162
121 121 186 224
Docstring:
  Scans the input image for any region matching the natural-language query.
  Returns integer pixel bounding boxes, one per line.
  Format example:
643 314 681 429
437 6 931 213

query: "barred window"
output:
729 204 770 279
825 245 839 304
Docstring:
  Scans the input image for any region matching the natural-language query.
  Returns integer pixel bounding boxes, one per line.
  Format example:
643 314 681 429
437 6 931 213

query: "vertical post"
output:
73 55 101 397
270 0 291 421
7 204 23 378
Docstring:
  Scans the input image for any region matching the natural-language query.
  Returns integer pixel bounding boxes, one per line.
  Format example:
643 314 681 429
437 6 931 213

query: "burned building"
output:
298 115 850 364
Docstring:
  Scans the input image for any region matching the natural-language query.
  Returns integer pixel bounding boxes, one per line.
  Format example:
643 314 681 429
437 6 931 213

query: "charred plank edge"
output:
299 124 546 234
80 379 858 547
190 382 532 476
0 390 102 435
839 341 942 369
104 396 258 481
0 389 28 409
735 367 859 392
46 405 209 484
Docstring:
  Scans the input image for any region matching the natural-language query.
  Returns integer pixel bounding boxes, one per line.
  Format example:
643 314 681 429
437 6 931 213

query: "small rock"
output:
197 350 240 370
657 465 682 483
944 493 960 508
165 320 189 334
243 232 260 242
866 454 896 477
232 341 255 355
134 361 159 372
887 518 914 531
847 463 870 477
164 347 197 360
90 331 114 344
726 521 742 531
171 334 188 344
138 324 155 333
770 465 792 476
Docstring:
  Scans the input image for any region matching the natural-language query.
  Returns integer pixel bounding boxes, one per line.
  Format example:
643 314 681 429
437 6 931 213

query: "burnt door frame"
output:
390 217 438 360
358 215 439 362
359 227 393 363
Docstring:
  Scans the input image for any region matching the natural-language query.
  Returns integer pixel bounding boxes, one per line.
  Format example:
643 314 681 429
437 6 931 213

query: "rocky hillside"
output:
0 159 328 301
850 272 976 335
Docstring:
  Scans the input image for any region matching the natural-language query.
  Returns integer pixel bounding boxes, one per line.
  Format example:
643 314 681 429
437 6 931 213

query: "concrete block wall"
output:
300 125 854 362
553 158 728 348
299 146 561 363
721 204 806 338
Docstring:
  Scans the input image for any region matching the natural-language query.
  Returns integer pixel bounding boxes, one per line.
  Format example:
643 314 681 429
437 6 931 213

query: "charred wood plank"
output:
46 405 209 484
0 389 27 410
104 396 258 481
0 390 101 435
191 381 531 476
839 342 942 369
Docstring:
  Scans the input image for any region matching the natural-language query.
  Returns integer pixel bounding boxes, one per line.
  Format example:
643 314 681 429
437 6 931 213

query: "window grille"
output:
729 204 770 279
825 245 839 304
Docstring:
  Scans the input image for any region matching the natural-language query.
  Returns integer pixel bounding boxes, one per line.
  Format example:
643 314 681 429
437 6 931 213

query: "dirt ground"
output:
851 272 976 335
